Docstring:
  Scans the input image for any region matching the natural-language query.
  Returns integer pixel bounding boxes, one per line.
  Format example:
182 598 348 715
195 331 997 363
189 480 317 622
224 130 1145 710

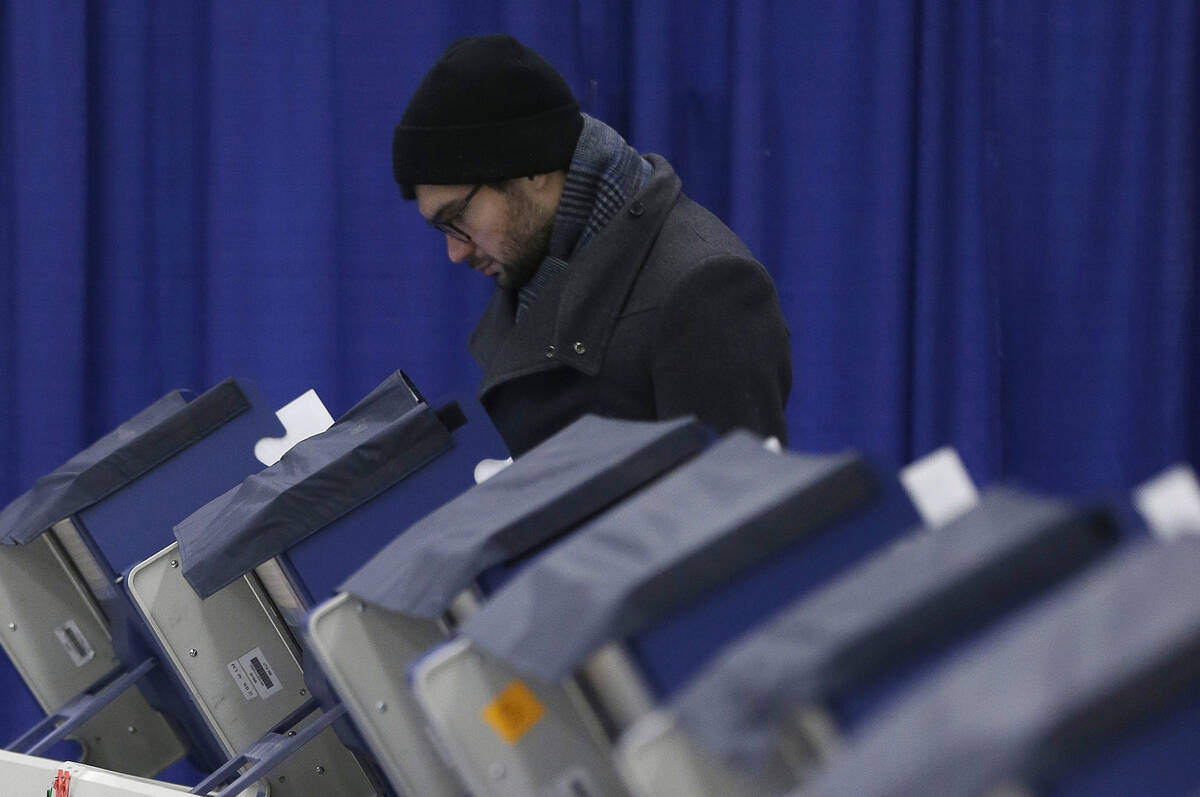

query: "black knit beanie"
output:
392 34 584 199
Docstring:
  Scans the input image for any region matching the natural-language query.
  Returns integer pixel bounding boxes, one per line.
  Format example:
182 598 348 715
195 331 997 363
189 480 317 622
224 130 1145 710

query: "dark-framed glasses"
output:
429 184 483 242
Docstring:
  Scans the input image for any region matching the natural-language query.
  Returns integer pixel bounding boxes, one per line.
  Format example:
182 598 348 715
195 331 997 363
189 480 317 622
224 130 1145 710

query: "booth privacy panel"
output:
805 538 1200 797
0 380 249 546
176 370 448 597
339 414 709 618
671 487 1119 768
460 433 877 681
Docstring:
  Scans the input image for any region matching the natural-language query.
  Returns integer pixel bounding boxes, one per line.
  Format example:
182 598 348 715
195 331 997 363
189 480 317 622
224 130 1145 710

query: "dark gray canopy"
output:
339 414 709 617
459 433 877 681
177 371 449 597
805 538 1200 797
0 379 250 546
670 487 1118 769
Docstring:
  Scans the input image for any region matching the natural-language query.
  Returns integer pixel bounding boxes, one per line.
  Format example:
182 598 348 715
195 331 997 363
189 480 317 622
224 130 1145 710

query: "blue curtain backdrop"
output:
1 0 1198 751
3 0 1198 499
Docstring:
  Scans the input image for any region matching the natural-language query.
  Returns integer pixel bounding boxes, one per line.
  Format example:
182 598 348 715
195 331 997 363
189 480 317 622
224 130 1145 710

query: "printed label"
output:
481 680 545 744
227 647 283 700
226 659 259 702
53 620 95 667
239 647 282 699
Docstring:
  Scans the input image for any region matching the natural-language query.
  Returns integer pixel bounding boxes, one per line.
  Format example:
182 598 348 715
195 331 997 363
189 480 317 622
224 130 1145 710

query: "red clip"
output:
52 767 71 797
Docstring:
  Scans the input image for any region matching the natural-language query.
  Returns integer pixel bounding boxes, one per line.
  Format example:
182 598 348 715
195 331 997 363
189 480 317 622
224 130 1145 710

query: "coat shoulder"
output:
629 192 764 313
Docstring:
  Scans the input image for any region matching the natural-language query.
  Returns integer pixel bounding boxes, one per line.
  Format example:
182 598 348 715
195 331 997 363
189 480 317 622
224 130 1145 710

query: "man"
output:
392 34 791 457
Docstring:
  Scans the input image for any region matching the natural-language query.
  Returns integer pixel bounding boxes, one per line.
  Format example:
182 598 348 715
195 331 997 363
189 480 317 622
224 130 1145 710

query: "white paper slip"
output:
900 447 979 528
254 389 336 466
1134 464 1200 541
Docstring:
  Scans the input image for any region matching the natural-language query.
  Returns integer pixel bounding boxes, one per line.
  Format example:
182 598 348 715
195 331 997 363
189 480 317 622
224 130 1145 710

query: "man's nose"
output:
446 235 473 263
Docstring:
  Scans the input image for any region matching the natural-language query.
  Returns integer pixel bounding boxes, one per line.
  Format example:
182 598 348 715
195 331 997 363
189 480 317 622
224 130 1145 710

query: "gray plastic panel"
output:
0 530 185 776
412 638 631 797
307 593 464 797
616 711 810 797
264 715 382 797
251 558 309 634
126 543 377 796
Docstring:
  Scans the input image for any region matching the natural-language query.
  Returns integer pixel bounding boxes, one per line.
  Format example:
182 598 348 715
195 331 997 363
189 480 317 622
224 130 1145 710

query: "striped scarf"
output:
516 114 651 321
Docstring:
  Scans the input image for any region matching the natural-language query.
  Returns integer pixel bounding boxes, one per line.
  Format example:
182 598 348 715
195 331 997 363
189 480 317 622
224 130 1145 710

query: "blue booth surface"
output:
459 433 920 698
0 379 282 575
0 390 189 546
284 393 511 605
668 487 1120 769
173 370 517 607
0 378 286 778
338 413 711 619
73 380 282 583
804 538 1200 797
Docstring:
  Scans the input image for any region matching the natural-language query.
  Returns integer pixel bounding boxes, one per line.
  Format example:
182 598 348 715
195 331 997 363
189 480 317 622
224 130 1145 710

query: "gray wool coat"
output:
469 154 792 457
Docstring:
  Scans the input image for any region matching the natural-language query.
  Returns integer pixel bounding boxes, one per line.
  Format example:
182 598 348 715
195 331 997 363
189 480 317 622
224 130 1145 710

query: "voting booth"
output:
403 431 920 797
612 465 1200 797
803 536 1200 797
0 380 287 779
126 371 514 796
614 487 1122 796
307 413 712 797
4 369 1199 797
790 466 1200 797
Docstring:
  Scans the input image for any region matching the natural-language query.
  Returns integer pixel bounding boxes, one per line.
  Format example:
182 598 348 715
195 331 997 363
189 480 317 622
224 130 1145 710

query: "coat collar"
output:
469 155 683 399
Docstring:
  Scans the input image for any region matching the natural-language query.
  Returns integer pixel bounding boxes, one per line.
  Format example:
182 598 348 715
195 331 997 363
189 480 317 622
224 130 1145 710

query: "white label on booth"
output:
1134 465 1200 541
239 646 282 699
900 447 979 527
227 647 283 700
54 619 95 667
227 659 258 702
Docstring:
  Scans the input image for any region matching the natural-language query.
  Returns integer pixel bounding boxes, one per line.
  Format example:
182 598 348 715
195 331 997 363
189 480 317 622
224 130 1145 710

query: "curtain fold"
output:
0 0 1194 515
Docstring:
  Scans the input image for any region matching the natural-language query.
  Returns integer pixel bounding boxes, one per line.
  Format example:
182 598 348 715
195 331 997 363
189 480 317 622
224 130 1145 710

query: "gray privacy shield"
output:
459 433 878 682
339 414 709 617
177 370 449 598
670 486 1119 769
0 379 250 546
804 538 1200 797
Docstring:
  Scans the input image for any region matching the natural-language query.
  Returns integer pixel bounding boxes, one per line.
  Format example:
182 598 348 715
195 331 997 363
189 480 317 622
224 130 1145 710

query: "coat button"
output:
545 344 556 358
628 200 644 217
574 341 587 355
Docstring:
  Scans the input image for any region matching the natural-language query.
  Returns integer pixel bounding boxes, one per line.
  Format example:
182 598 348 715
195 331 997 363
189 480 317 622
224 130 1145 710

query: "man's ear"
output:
524 171 566 205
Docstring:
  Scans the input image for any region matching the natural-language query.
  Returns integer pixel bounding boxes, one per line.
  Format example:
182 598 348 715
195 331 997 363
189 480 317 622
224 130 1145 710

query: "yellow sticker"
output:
481 680 546 744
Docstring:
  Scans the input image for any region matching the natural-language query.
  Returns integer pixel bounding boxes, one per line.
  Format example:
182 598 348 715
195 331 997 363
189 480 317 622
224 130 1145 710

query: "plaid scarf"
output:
516 114 652 321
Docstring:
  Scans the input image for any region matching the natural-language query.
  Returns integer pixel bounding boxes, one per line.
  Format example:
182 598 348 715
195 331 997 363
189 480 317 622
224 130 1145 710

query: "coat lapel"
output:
469 155 683 400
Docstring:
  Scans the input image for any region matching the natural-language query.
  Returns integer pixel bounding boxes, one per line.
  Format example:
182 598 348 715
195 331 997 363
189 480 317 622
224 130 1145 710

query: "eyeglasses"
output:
428 184 483 242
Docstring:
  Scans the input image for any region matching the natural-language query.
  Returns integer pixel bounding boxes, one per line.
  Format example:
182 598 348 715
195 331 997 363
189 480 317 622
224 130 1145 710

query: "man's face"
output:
415 181 554 290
